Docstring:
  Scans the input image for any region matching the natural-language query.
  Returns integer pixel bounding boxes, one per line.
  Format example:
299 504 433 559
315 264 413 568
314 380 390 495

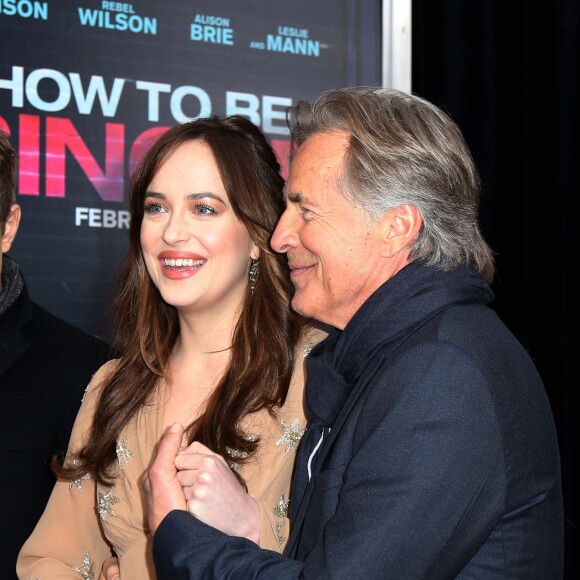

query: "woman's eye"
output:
302 208 315 220
195 203 218 216
144 202 165 214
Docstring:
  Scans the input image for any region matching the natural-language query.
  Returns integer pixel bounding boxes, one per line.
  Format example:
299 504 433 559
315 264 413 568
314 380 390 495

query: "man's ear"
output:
379 204 422 258
1 203 21 254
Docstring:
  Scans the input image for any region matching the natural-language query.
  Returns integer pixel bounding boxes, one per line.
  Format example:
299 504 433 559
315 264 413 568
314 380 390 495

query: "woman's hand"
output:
143 423 188 535
98 556 120 580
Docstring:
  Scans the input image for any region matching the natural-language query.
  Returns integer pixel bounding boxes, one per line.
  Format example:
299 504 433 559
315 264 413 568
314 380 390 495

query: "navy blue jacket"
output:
154 264 563 579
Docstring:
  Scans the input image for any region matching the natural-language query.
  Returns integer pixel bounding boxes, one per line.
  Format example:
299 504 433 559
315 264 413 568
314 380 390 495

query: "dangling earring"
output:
249 259 260 295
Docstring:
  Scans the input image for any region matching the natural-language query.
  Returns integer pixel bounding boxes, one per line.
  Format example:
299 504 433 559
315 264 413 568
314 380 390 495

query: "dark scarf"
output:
0 255 24 317
289 262 494 522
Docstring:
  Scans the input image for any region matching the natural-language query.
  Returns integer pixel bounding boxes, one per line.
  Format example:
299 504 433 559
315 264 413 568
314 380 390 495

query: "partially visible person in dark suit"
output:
0 129 112 580
145 87 564 579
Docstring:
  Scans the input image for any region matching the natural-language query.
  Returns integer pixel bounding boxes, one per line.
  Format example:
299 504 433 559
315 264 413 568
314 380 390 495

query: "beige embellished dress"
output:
17 334 317 580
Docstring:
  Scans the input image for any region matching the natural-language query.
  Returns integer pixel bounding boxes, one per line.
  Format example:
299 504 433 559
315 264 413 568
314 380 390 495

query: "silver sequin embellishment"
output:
116 436 134 469
97 487 122 520
72 550 95 579
275 521 286 545
226 447 249 459
226 434 259 470
276 419 305 455
303 334 324 357
69 459 90 491
273 490 290 545
273 493 289 518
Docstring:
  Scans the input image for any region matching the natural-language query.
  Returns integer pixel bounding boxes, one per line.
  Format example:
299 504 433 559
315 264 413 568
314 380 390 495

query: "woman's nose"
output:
161 213 190 246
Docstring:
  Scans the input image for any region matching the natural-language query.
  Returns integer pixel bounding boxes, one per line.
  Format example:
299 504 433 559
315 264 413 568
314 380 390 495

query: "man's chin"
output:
290 296 311 318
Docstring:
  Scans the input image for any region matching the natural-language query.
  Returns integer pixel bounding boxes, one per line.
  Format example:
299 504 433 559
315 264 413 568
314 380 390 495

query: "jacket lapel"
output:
0 289 32 376
285 335 405 557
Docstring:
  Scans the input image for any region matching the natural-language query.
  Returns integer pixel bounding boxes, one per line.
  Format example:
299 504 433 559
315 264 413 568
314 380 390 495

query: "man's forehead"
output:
295 131 349 163
286 133 348 193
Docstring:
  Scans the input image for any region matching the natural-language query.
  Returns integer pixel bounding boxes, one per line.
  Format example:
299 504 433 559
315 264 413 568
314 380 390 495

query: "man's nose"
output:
271 209 298 253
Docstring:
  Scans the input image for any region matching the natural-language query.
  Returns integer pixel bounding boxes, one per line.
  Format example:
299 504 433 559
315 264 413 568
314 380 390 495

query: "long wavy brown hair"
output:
55 116 303 486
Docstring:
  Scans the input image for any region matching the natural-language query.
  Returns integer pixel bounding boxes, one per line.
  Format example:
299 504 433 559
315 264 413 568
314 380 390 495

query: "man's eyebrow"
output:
287 192 303 203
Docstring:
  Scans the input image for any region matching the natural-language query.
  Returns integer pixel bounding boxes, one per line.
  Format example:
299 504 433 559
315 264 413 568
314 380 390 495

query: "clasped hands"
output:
99 423 261 579
144 422 261 541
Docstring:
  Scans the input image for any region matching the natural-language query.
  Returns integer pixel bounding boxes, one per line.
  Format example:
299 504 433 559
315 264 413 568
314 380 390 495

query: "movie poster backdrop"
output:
0 0 382 338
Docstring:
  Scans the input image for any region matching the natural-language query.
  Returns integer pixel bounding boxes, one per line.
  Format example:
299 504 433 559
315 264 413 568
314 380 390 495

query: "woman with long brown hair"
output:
18 116 325 579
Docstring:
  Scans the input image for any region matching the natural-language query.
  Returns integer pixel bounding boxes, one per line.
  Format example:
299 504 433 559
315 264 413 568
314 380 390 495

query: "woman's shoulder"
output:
298 319 332 357
284 320 331 401
82 358 122 404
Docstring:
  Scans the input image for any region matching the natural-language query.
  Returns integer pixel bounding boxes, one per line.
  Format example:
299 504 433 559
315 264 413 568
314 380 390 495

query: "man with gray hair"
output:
145 88 564 579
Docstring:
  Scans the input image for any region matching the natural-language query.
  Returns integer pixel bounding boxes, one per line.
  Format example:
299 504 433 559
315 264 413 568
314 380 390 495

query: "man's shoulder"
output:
26 301 112 360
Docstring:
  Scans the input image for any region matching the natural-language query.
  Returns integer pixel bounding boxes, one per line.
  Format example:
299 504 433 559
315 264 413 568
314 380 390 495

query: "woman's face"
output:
140 140 258 317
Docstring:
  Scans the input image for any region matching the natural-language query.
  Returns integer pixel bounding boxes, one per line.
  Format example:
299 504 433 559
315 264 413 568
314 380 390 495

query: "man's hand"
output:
176 441 262 544
143 422 187 535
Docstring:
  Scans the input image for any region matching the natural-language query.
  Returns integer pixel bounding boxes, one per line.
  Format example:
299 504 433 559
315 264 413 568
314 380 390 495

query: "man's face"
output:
271 132 387 329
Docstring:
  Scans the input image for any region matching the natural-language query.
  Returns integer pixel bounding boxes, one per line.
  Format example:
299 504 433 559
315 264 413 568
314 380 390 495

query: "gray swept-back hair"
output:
287 87 495 283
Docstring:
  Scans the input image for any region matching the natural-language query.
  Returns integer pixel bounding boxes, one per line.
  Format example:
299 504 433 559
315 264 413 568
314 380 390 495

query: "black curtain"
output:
411 1 577 576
